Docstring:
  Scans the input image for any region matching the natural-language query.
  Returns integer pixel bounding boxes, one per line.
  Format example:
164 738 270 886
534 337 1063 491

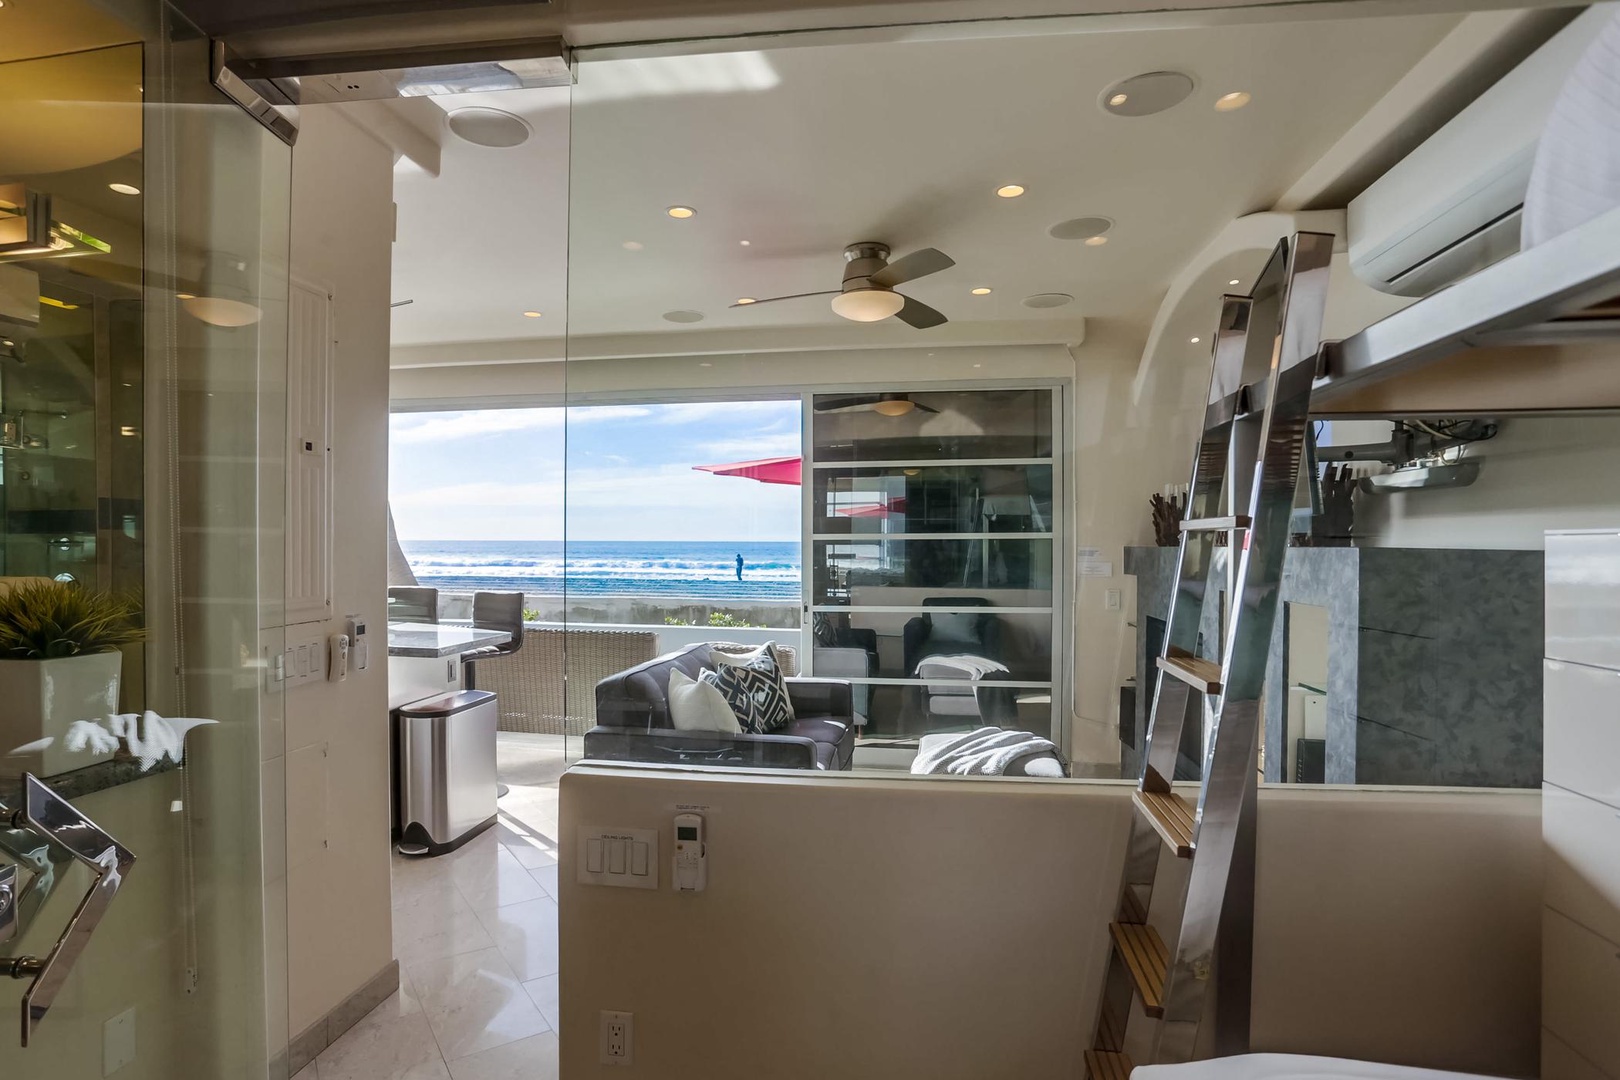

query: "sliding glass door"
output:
806 387 1062 744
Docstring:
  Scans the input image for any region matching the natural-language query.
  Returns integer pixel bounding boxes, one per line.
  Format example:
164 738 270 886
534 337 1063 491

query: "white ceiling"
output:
389 10 1474 360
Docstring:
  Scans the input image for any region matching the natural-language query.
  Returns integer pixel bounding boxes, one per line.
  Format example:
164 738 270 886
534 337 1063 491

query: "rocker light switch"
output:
577 827 658 890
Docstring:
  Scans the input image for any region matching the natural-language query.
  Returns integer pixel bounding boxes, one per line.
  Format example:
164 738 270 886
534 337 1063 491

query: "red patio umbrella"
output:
693 456 802 486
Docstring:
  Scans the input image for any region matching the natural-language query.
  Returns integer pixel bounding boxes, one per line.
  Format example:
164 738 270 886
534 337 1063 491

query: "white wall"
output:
1351 415 1620 549
284 105 397 1036
558 767 1541 1079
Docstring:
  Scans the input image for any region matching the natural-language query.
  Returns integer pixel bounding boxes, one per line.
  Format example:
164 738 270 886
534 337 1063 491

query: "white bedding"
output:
1133 1054 1506 1080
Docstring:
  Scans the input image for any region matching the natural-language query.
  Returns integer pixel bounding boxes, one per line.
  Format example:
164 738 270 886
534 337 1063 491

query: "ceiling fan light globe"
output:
830 288 905 323
872 399 916 417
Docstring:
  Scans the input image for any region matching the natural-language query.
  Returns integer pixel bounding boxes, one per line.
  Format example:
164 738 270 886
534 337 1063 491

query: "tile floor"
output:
294 734 568 1080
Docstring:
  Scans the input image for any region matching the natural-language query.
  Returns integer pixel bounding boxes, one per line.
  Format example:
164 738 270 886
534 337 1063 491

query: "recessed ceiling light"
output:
523 311 543 318
700 362 713 367
1190 336 1202 344
666 206 696 219
996 185 1025 199
735 297 756 305
1228 279 1241 286
1084 235 1109 247
176 292 195 300
971 287 992 296
1022 293 1074 309
108 183 140 196
1214 91 1252 112
663 309 705 323
739 240 751 246
622 241 644 251
1101 71 1195 117
1050 216 1113 242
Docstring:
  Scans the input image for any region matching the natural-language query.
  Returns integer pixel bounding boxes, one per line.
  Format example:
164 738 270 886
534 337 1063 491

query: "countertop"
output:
387 622 512 658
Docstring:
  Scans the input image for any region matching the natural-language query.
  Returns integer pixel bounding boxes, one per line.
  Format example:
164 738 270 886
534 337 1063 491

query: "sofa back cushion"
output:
595 643 714 730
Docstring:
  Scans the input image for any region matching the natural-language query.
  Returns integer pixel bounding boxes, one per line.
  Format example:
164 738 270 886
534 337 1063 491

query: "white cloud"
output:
390 409 563 445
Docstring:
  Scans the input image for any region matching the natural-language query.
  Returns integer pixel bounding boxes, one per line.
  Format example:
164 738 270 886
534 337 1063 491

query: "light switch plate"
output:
577 826 658 889
104 1006 135 1075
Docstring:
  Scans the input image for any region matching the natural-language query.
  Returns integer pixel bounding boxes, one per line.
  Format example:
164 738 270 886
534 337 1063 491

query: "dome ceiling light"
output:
1049 216 1113 242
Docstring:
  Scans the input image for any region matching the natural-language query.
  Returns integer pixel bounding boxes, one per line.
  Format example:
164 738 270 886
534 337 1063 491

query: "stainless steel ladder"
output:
1085 232 1334 1078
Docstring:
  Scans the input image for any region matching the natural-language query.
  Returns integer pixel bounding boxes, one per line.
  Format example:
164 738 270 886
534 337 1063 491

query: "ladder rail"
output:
1087 232 1335 1078
1154 231 1338 1065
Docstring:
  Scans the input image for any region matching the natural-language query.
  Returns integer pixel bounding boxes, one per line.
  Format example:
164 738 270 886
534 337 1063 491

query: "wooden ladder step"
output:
1180 515 1251 532
1084 1049 1135 1080
1110 921 1170 1018
1157 653 1223 694
1133 788 1197 858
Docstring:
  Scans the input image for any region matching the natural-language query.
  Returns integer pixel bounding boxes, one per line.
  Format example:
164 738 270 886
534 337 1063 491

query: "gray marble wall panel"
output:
1128 545 1543 789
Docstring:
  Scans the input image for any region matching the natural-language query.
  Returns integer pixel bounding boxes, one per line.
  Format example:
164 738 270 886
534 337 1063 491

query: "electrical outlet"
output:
600 1010 633 1066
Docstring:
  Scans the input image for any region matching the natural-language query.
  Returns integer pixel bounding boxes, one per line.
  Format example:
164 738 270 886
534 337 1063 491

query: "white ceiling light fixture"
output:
1229 278 1241 286
735 297 756 305
996 184 1025 198
1190 336 1201 343
446 107 532 148
522 310 542 318
1022 293 1074 309
662 309 704 323
1084 235 1109 247
108 183 140 196
1214 91 1252 112
971 287 992 296
666 205 696 219
1049 216 1112 242
739 239 751 246
830 288 905 323
1100 71 1195 117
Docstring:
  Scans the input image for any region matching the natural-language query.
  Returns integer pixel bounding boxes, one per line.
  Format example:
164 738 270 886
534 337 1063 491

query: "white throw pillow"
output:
668 668 742 733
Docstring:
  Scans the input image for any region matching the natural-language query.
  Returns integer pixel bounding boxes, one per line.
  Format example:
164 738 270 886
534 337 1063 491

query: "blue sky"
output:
389 400 802 542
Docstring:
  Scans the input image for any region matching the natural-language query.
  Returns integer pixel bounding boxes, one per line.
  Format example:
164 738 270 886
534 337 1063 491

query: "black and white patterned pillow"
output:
707 657 794 734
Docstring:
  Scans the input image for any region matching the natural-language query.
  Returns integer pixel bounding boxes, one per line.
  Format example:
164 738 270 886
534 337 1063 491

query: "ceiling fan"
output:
814 393 938 417
732 242 955 328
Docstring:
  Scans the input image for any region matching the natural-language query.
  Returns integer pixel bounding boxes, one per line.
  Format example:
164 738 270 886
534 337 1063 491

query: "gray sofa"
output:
587 643 857 770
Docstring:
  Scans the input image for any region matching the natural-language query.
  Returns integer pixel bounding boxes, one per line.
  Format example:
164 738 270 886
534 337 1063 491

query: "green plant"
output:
663 615 694 626
706 611 763 629
0 581 144 660
522 608 540 622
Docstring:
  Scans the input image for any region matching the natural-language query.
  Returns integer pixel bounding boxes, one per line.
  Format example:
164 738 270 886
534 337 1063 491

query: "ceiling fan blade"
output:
870 248 954 288
731 291 841 308
814 394 885 413
894 295 948 329
912 400 940 413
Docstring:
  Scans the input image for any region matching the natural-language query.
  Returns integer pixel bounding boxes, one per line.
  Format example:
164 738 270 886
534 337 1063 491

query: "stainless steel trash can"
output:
396 689 498 856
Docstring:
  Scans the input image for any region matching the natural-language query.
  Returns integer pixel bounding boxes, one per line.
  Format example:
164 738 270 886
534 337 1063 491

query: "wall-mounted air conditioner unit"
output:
1348 3 1616 297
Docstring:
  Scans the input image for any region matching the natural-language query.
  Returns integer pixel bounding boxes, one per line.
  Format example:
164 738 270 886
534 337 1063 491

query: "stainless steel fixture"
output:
395 690 498 857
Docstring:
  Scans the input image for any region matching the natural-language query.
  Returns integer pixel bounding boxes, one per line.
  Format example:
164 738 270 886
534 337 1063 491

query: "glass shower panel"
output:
0 4 292 1077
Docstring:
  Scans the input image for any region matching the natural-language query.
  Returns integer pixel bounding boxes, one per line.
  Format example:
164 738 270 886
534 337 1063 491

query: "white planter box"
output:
0 650 122 778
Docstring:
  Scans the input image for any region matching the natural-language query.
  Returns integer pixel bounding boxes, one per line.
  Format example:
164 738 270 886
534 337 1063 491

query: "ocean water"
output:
400 540 802 601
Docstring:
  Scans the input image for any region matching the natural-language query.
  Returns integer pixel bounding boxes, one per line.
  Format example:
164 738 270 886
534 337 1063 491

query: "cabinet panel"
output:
1547 530 1620 672
287 281 332 624
1545 784 1620 946
1546 659 1620 808
1544 908 1620 1079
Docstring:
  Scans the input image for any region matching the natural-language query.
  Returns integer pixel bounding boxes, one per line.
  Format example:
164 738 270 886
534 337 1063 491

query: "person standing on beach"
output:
736 553 744 581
